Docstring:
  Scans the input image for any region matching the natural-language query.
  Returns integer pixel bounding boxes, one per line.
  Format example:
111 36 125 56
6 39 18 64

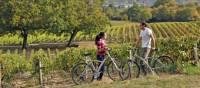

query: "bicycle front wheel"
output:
128 60 140 79
107 60 122 81
71 63 94 85
119 60 131 80
153 56 175 75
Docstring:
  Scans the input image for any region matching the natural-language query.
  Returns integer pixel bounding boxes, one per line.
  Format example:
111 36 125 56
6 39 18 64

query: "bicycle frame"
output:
128 48 156 76
106 51 121 72
84 50 121 77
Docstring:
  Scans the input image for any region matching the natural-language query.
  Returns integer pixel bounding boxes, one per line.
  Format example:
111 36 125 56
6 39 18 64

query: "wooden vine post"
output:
0 63 2 88
194 44 199 63
35 58 44 88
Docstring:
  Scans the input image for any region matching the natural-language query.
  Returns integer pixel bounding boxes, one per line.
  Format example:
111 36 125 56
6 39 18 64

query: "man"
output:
135 22 156 62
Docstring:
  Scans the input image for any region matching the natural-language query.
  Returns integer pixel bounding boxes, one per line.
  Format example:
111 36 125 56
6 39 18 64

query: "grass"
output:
73 75 200 88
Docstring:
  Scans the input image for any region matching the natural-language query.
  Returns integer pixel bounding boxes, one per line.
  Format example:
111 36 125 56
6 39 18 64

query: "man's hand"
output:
152 46 156 49
152 47 156 50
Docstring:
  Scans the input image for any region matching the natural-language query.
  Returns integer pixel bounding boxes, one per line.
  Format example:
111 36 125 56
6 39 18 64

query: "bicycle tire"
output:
119 60 131 80
126 60 140 79
139 60 148 76
153 56 175 75
71 63 94 85
107 60 122 81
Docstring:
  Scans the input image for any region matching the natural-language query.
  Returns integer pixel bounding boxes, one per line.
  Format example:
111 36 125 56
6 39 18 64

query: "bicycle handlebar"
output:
106 48 111 51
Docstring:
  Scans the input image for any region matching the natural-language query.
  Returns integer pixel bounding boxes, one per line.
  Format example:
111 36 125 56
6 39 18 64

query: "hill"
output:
104 0 200 7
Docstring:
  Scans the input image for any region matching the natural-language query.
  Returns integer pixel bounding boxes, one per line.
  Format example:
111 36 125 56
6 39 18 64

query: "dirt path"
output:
0 41 95 50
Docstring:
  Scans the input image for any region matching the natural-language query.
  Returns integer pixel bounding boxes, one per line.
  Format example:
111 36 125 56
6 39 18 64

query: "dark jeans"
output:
97 55 105 80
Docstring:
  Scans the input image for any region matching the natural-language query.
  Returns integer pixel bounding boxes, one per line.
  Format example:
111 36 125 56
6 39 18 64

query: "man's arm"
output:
135 37 142 48
150 33 156 48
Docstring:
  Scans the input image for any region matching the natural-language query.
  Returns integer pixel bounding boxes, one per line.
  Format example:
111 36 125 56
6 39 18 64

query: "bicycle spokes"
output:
72 63 94 85
153 56 175 75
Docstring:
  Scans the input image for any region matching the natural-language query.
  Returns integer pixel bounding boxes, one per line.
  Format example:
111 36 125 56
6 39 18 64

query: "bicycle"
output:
124 47 175 79
71 48 129 85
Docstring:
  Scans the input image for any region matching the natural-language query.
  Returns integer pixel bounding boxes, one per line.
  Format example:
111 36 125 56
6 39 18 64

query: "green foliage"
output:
182 62 200 75
153 5 176 21
0 37 199 84
108 43 130 61
0 33 22 45
31 49 53 75
63 0 109 33
0 50 31 82
0 22 200 45
153 0 177 8
157 37 199 72
103 0 200 22
104 6 115 19
0 0 47 31
127 3 152 22
0 32 68 45
176 7 200 21
0 0 109 47
0 44 126 83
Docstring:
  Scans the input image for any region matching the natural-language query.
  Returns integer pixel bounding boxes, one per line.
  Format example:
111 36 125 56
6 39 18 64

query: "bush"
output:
182 62 200 75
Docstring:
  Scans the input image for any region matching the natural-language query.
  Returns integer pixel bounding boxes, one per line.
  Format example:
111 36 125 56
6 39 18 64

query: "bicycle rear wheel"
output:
153 56 175 75
119 60 131 80
139 60 148 76
71 63 94 85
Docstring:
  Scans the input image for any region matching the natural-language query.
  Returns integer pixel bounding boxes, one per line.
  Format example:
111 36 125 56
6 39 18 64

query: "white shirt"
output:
140 27 153 48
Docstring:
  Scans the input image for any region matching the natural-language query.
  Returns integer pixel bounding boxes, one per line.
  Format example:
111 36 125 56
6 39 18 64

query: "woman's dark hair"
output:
95 32 105 45
141 22 147 27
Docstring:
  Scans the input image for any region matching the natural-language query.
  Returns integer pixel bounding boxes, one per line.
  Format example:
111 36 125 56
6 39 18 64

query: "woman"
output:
95 32 106 80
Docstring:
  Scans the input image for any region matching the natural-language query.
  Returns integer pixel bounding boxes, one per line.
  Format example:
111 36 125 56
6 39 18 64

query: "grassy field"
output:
0 21 199 87
73 75 200 88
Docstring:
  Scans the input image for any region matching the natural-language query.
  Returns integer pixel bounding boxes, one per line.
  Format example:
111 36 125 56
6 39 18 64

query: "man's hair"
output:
141 22 147 27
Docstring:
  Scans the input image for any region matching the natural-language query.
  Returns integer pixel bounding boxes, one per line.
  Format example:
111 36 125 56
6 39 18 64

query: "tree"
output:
0 0 48 49
0 0 109 48
186 0 199 6
103 4 127 21
176 0 199 7
104 5 115 19
176 7 200 21
153 5 176 21
153 0 177 8
127 3 152 22
64 0 109 46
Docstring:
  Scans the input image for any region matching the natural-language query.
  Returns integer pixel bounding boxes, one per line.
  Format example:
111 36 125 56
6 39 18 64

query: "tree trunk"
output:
22 28 28 49
67 29 78 47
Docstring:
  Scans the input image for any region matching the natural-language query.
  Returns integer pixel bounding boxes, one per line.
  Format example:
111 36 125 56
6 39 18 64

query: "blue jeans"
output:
97 55 105 80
